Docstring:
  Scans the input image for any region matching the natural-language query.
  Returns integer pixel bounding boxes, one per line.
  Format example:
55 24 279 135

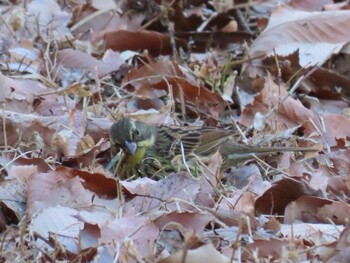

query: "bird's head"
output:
110 118 157 156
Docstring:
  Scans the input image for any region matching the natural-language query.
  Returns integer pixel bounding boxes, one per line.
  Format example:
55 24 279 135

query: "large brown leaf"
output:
247 6 350 68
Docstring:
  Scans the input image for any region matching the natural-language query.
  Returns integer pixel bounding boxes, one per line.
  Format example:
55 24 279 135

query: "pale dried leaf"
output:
248 6 350 67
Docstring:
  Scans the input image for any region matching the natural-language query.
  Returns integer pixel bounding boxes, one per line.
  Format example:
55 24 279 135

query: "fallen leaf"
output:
159 243 230 263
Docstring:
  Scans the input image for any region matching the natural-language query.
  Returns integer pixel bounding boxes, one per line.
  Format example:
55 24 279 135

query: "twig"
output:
180 142 193 177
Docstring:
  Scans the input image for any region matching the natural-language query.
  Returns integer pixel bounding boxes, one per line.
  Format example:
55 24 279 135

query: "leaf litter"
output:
1 0 350 262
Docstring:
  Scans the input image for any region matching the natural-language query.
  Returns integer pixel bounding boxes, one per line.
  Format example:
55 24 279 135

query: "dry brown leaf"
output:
27 0 70 37
284 196 333 224
303 114 350 147
123 61 226 115
240 75 316 131
175 31 252 52
280 223 344 242
159 243 230 263
100 216 159 261
218 191 256 218
104 30 188 56
207 206 256 230
319 226 350 262
303 68 350 100
240 74 347 148
123 173 201 215
154 211 214 234
263 217 281 234
52 49 124 79
193 151 222 207
26 167 118 215
79 223 100 249
241 75 320 138
335 225 350 250
317 202 350 225
76 207 115 227
327 176 350 196
242 238 305 262
0 71 56 110
255 177 322 215
0 179 25 226
326 248 350 263
71 3 142 40
247 6 350 68
29 206 84 252
27 173 91 215
7 40 40 73
226 163 262 189
0 110 112 157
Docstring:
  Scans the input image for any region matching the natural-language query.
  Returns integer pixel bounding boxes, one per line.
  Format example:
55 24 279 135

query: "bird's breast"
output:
126 147 148 166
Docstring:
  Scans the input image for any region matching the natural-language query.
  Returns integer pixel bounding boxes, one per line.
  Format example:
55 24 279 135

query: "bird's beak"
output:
125 141 138 155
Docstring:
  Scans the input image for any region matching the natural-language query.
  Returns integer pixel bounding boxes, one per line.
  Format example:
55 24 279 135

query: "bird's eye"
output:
130 129 140 140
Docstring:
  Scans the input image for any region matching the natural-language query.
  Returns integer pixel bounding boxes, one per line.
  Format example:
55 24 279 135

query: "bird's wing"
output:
155 125 202 157
194 128 233 155
156 125 233 157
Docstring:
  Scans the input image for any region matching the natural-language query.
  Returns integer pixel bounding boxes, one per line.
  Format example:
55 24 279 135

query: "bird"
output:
109 118 317 179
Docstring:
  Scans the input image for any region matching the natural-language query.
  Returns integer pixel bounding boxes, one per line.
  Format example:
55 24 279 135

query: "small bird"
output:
109 118 316 179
